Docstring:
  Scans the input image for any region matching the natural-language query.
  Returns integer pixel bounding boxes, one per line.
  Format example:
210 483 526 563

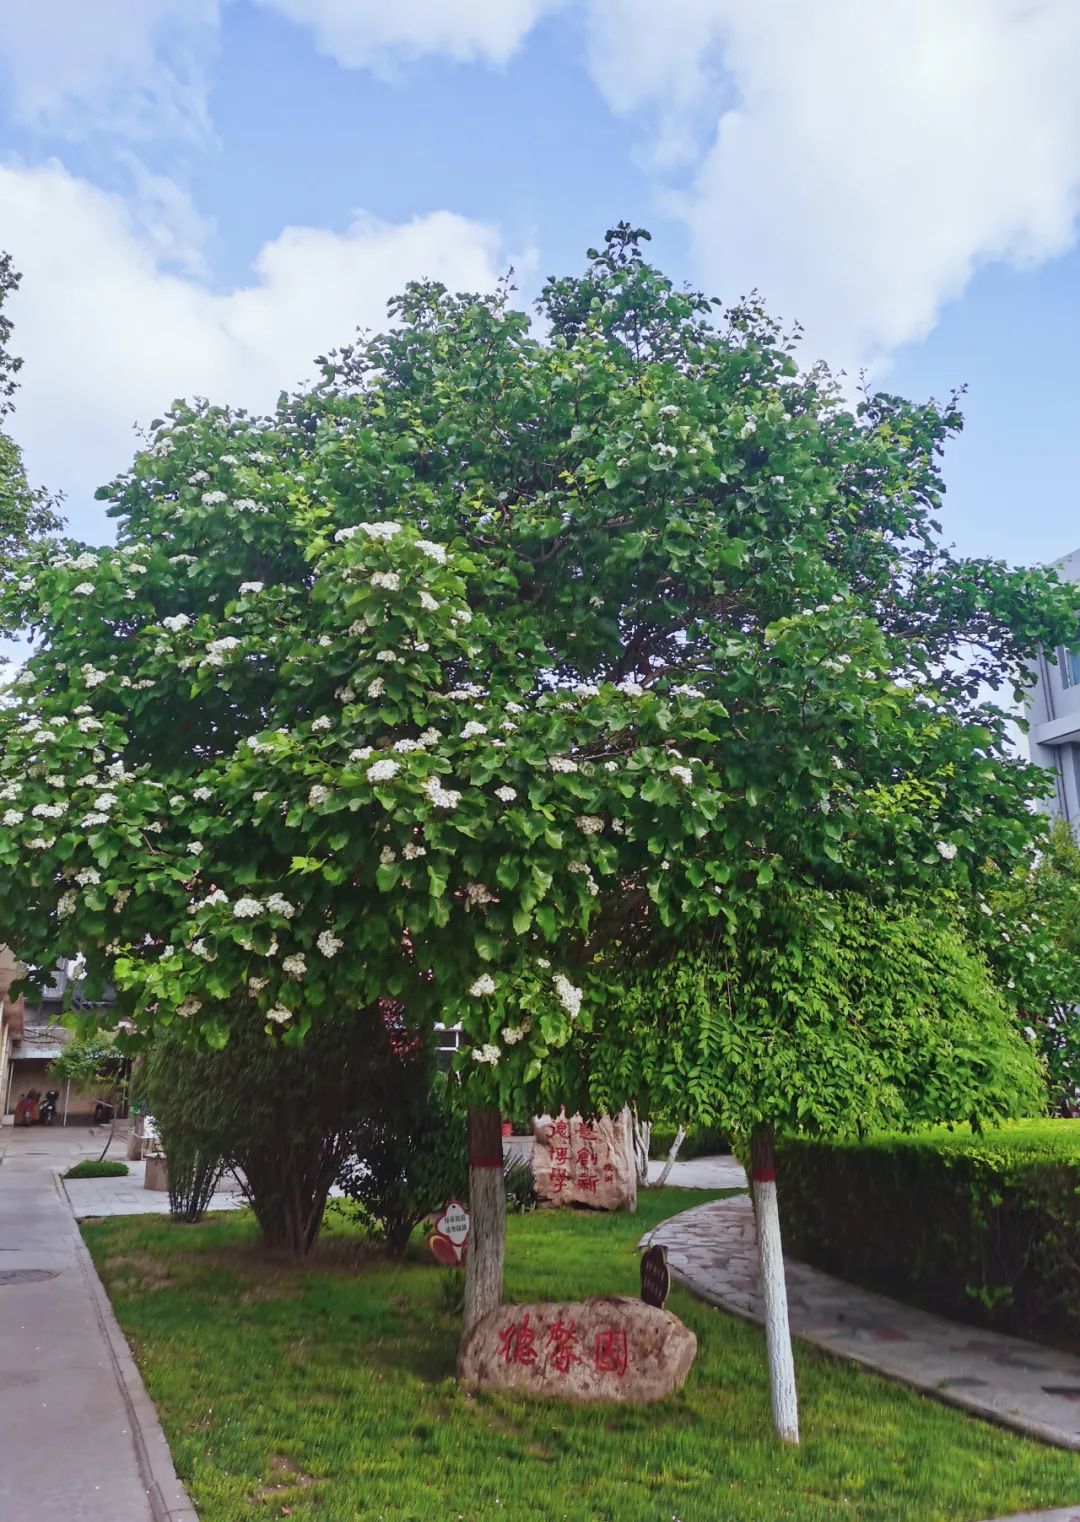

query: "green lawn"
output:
83 1189 1080 1522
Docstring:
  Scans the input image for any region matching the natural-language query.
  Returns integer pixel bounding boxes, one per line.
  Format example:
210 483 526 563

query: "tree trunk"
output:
631 1111 651 1189
460 1105 506 1355
652 1124 686 1189
751 1124 799 1444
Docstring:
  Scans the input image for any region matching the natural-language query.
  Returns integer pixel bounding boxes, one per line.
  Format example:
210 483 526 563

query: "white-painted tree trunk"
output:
652 1124 686 1189
460 1106 506 1359
632 1111 652 1189
751 1125 799 1444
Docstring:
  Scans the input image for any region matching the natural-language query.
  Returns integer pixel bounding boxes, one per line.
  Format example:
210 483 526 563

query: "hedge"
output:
776 1121 1080 1352
650 1123 730 1162
64 1159 130 1179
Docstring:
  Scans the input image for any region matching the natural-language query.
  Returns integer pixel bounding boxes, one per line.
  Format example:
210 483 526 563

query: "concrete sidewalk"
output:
643 1194 1080 1451
0 1124 197 1521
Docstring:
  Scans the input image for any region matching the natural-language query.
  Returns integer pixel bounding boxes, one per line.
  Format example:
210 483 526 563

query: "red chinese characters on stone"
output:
546 1318 581 1374
549 1118 570 1141
593 1328 628 1377
576 1172 599 1194
577 1120 599 1142
498 1312 538 1366
550 1167 571 1195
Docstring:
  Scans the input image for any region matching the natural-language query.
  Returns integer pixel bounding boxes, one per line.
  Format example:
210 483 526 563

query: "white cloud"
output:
252 0 564 70
0 0 220 141
584 0 1080 371
0 161 510 534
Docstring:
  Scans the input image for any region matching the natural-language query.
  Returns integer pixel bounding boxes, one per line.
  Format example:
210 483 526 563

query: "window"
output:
1059 648 1080 688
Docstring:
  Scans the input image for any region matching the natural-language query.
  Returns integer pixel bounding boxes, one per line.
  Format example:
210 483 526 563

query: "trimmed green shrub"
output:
649 1123 729 1161
64 1159 129 1179
776 1121 1080 1351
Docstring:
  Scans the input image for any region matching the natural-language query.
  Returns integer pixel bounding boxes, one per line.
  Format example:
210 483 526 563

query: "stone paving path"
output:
0 1124 196 1520
642 1194 1080 1456
63 1151 245 1219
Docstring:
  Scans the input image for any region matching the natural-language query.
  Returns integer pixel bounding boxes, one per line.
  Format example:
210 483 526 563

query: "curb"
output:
62 1173 199 1522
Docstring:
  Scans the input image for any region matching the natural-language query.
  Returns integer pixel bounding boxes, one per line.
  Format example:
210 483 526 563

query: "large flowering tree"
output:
0 227 1075 1429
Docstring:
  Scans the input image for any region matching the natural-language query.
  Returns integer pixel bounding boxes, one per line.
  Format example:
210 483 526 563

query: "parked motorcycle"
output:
38 1090 59 1126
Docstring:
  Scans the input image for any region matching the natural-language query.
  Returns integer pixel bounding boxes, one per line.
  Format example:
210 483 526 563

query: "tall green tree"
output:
0 228 1072 1434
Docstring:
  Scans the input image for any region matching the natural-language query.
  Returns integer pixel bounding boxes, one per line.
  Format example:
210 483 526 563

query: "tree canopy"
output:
0 253 60 581
0 225 1073 1133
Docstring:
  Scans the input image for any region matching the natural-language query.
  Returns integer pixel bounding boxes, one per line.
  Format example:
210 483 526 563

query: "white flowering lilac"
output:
233 897 264 919
424 777 461 810
316 929 343 958
553 973 583 1019
367 760 400 784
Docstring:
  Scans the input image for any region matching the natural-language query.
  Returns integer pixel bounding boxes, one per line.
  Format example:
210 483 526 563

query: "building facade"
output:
0 954 116 1124
1027 547 1080 835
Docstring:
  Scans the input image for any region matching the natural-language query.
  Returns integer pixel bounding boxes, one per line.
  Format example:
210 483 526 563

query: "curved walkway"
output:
642 1194 1080 1455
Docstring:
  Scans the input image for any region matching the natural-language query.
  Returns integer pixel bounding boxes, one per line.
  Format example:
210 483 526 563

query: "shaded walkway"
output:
642 1194 1080 1453
0 1125 196 1521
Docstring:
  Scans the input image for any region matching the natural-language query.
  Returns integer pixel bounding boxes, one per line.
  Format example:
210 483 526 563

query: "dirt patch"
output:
247 1452 317 1506
101 1251 175 1293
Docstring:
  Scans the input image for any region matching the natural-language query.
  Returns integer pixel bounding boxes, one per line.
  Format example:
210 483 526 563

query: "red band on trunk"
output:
469 1153 504 1169
751 1166 776 1183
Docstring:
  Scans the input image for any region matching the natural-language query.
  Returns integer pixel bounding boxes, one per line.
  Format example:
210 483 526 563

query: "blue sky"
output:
1 0 1078 567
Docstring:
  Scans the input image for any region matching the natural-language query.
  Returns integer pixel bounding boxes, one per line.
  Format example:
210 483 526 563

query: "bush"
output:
64 1159 129 1179
649 1123 730 1161
339 1068 469 1254
145 1004 419 1253
776 1121 1080 1351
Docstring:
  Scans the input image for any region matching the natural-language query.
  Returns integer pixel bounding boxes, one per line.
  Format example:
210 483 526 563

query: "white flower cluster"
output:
308 784 330 807
201 491 227 506
267 1005 292 1024
471 1043 500 1065
415 540 446 564
419 591 440 612
548 756 578 774
402 841 426 860
367 760 399 784
162 614 191 632
72 582 95 596
177 998 202 1019
501 1022 530 1045
464 882 498 911
203 636 241 667
468 973 496 997
367 677 385 699
266 893 295 918
494 786 517 803
317 929 343 958
312 716 333 732
461 721 487 739
424 777 461 810
233 897 263 919
336 521 401 543
371 571 400 591
670 765 693 787
282 953 306 978
74 867 101 886
936 841 958 861
615 679 644 697
238 581 264 595
249 976 269 994
575 815 604 836
380 846 396 865
568 861 599 896
57 890 77 918
553 973 583 1019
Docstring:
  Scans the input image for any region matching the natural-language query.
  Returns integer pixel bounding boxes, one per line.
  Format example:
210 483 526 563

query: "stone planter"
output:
144 1154 168 1192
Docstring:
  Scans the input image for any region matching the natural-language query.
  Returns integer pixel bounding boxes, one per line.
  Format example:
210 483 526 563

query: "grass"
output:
82 1188 1080 1522
64 1158 129 1178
